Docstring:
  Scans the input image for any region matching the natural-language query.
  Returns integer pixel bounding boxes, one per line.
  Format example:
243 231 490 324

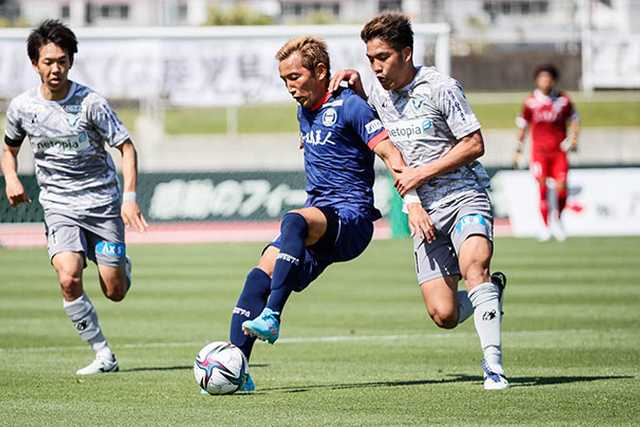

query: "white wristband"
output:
403 189 420 205
122 191 136 203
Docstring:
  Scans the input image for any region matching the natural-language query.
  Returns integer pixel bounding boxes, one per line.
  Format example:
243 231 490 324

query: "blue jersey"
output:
298 88 388 221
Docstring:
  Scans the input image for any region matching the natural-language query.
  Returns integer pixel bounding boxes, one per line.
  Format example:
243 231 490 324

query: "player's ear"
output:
401 47 413 64
315 63 328 81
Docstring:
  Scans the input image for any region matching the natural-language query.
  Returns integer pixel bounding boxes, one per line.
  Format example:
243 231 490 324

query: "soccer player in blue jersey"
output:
227 36 432 392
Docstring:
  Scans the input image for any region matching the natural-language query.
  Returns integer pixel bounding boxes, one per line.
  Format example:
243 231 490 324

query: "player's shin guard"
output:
265 212 308 316
63 293 110 355
456 290 474 325
229 268 271 359
469 282 503 374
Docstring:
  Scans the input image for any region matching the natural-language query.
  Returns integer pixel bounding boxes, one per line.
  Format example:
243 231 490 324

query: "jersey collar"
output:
309 91 332 111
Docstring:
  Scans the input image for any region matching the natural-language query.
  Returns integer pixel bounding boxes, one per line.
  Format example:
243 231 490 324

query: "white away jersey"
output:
367 66 490 210
4 81 130 214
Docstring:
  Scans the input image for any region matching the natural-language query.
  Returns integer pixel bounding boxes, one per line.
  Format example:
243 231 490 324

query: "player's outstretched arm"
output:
568 116 580 152
1 144 30 207
328 69 367 100
373 138 435 242
117 140 148 232
513 126 527 169
393 130 485 196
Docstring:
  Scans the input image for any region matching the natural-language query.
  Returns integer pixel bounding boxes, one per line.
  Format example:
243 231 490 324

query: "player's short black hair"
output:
27 19 78 65
534 64 559 80
361 12 414 52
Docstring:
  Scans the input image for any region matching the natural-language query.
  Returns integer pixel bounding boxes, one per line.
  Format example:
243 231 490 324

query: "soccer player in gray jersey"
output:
329 13 508 390
1 20 147 375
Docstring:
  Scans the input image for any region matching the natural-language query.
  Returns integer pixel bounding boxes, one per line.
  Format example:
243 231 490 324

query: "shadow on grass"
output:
120 363 269 373
259 374 634 394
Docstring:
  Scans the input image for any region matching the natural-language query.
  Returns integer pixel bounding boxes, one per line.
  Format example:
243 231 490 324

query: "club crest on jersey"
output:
322 108 338 127
411 98 425 111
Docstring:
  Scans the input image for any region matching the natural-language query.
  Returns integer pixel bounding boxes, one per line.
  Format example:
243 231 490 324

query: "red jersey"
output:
518 89 577 155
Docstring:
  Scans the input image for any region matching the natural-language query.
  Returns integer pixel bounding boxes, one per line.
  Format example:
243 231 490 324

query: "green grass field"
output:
147 97 640 135
3 93 638 136
1 237 639 426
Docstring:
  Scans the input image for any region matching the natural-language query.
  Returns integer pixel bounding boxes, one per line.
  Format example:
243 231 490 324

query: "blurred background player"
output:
228 36 428 392
513 64 580 242
329 12 509 390
1 20 147 375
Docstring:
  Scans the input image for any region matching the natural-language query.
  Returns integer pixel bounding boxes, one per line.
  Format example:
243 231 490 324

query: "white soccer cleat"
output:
550 221 566 242
76 354 119 375
481 359 509 390
537 227 552 242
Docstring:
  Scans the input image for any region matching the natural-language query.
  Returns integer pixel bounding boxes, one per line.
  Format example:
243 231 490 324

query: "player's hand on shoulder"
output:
121 201 149 232
328 69 361 93
393 166 424 196
5 178 31 207
406 203 435 243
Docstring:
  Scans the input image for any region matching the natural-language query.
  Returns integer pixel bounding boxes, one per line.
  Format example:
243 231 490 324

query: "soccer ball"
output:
193 341 248 395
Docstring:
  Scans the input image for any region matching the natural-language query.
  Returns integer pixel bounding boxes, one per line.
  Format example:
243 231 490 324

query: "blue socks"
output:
229 268 271 359
266 212 308 316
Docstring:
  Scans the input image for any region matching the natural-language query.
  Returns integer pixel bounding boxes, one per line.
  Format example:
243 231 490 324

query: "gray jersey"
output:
4 81 129 215
367 66 490 210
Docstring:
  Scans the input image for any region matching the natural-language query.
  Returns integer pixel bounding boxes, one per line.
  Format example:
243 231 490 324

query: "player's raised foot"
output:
76 353 119 375
481 359 509 391
491 271 507 315
242 308 280 344
238 373 256 393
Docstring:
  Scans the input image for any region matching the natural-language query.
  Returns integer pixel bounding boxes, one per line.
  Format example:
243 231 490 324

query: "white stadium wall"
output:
0 25 450 107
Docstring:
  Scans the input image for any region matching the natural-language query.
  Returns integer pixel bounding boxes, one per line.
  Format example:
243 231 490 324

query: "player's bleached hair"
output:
27 19 78 65
361 12 414 52
276 36 331 76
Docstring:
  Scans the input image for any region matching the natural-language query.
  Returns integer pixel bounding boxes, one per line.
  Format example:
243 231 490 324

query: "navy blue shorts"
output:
267 207 374 292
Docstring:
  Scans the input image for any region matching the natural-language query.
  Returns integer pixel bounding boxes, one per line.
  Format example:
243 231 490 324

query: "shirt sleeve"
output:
344 94 388 150
436 78 481 139
4 98 26 147
565 96 579 123
516 102 531 129
88 95 130 147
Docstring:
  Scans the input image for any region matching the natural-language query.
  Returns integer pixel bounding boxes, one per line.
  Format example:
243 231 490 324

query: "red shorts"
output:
530 151 568 183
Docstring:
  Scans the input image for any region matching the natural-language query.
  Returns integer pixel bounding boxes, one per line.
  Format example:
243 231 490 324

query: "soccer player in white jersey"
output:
329 13 509 390
1 20 147 375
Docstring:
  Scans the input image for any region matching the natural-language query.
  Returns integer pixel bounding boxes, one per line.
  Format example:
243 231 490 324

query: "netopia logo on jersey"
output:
387 118 433 140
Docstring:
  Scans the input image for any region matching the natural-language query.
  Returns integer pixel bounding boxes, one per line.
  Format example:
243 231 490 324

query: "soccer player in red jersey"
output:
513 64 580 241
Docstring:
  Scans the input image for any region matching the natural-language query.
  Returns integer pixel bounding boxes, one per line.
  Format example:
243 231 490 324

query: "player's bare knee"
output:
104 281 126 302
257 246 278 277
57 269 82 294
428 307 458 329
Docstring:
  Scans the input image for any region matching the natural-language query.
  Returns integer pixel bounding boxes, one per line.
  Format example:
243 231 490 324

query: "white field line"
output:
0 329 598 354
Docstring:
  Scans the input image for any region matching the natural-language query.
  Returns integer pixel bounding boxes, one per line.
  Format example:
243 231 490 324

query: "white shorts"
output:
412 191 494 284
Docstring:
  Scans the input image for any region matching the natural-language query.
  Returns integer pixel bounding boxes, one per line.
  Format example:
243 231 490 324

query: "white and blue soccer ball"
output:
194 341 248 395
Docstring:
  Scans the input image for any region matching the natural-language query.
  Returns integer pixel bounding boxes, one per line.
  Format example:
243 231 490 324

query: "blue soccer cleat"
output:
239 373 256 393
242 308 280 344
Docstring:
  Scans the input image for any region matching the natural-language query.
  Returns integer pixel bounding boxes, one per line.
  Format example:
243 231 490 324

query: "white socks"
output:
63 293 111 357
456 290 474 325
469 282 503 374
